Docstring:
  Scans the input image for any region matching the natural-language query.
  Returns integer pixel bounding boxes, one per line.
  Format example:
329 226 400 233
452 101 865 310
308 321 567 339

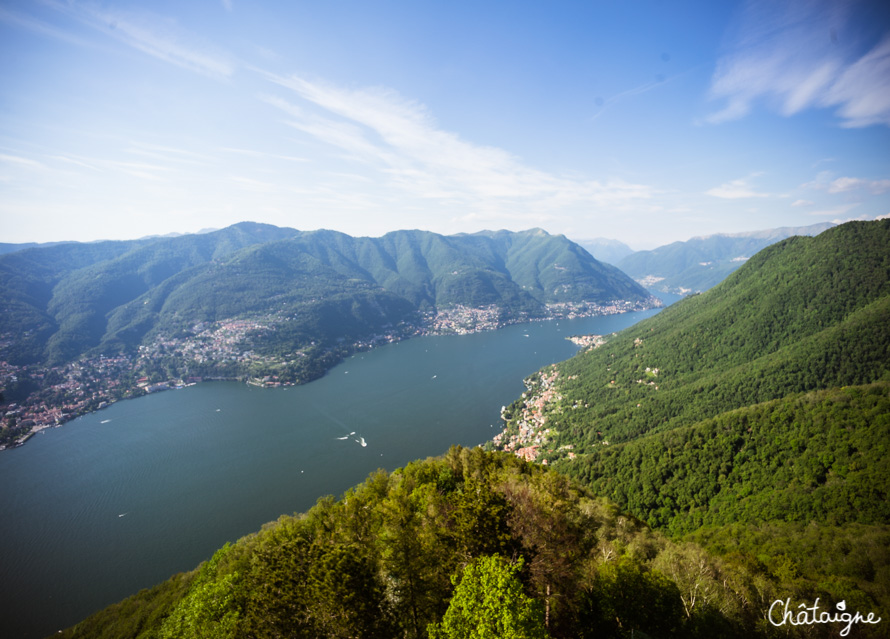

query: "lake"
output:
0 307 666 638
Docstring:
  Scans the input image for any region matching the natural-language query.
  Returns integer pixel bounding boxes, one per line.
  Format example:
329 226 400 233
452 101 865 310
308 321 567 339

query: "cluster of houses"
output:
139 319 275 366
423 305 503 335
492 366 566 464
567 333 607 350
0 355 134 448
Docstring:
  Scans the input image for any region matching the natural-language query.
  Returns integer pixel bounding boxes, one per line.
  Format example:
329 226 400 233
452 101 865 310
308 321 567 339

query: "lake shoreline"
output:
0 298 662 451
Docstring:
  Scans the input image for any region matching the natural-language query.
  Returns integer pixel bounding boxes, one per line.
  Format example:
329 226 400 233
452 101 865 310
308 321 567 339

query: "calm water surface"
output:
0 309 664 638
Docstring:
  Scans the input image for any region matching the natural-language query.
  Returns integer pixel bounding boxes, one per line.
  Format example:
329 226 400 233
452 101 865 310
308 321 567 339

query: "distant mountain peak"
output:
617 221 838 294
690 221 836 242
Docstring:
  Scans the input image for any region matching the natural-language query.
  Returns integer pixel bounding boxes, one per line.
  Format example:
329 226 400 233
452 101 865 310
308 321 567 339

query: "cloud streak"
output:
827 176 890 194
803 172 890 195
706 176 770 199
0 153 47 170
38 0 235 78
707 0 890 127
261 72 657 215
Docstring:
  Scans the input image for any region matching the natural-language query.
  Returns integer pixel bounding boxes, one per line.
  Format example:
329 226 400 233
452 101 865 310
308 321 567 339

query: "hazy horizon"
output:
0 217 846 253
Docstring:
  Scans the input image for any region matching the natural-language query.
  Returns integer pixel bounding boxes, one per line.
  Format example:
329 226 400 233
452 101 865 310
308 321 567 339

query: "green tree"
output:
580 556 684 638
427 555 549 639
158 544 241 639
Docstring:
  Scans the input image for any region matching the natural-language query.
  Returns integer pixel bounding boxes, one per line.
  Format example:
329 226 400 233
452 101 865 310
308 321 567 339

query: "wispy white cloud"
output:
791 199 814 207
590 75 682 122
801 170 834 191
0 5 99 49
217 147 309 163
827 211 882 224
109 160 171 181
707 0 890 127
706 176 770 199
36 0 235 78
827 176 890 194
823 35 890 128
50 155 103 172
809 202 860 217
803 172 890 194
0 153 47 170
259 73 658 215
126 142 215 166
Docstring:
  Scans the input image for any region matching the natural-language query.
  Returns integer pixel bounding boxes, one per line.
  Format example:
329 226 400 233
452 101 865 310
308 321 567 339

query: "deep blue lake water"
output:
0 307 670 638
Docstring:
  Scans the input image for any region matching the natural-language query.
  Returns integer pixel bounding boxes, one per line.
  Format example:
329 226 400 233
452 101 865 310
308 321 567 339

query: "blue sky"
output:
1 0 888 249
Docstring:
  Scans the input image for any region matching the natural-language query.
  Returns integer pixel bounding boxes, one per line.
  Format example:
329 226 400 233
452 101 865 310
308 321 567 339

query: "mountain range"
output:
0 223 655 369
615 222 836 294
1 220 839 374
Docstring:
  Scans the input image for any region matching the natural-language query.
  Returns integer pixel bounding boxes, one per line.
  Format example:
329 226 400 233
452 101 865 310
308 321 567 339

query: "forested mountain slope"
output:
0 223 299 364
489 220 890 632
517 219 889 453
0 224 654 367
570 382 890 534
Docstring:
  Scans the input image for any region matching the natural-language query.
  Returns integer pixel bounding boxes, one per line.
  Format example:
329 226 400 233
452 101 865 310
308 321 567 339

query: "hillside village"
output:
491 366 568 464
491 331 628 463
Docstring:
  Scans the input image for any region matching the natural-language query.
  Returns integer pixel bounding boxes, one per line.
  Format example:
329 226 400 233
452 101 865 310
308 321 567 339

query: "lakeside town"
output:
490 333 667 465
490 355 598 466
491 366 565 464
0 300 653 449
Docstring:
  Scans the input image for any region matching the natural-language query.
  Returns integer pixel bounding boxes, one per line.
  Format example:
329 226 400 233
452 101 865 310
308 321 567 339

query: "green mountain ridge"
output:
0 223 654 368
525 220 889 452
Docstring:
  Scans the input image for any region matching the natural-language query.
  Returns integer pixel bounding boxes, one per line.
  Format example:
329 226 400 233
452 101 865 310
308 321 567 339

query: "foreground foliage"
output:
60 446 855 639
427 555 548 639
